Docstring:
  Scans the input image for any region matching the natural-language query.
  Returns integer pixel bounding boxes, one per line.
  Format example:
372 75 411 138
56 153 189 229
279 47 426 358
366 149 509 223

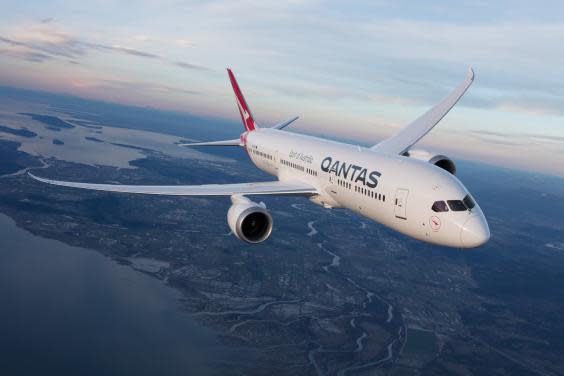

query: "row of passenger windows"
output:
338 179 352 189
306 167 318 176
432 195 475 212
281 159 303 171
337 179 386 202
280 159 318 176
251 148 273 161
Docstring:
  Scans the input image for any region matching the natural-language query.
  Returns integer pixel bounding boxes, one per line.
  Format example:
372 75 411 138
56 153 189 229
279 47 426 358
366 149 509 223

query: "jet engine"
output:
227 195 273 243
403 149 456 175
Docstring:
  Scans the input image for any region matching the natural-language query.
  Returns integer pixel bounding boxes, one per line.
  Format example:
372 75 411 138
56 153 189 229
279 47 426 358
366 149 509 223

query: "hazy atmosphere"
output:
2 2 564 375
1 0 563 176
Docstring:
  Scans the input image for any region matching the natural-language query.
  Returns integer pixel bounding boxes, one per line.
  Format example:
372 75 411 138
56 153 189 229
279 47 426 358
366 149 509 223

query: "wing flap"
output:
372 68 474 155
29 173 317 196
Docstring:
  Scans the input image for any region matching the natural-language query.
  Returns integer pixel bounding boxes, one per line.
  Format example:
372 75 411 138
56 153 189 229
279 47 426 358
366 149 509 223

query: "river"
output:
0 213 230 376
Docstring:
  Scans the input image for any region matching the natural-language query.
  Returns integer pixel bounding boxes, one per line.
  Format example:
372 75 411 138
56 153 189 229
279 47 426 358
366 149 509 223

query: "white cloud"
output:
1 3 564 176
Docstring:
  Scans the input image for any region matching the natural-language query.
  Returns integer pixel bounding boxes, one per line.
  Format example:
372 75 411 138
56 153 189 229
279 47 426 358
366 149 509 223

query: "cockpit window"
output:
447 200 467 211
463 194 476 210
432 201 449 212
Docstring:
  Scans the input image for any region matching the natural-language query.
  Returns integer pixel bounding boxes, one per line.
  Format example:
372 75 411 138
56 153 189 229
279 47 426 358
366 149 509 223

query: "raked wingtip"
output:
467 66 475 81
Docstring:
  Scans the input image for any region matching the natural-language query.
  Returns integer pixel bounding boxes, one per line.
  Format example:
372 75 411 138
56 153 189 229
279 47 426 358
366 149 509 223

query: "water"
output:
0 213 226 376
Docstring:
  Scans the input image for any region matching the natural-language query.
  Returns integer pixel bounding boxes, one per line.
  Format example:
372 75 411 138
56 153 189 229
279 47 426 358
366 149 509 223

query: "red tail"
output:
227 68 257 132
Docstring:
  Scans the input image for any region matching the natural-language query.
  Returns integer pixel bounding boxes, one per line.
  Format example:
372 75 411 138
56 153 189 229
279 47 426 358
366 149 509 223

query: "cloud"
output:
495 102 563 117
0 22 208 72
174 61 211 71
268 81 359 100
468 130 524 146
0 47 51 63
95 79 200 96
0 24 87 59
458 94 564 118
128 34 194 49
175 39 194 48
368 94 418 106
469 129 564 147
87 43 160 59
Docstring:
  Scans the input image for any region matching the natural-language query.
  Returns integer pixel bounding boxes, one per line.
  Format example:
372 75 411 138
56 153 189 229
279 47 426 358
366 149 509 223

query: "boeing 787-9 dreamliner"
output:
31 68 490 248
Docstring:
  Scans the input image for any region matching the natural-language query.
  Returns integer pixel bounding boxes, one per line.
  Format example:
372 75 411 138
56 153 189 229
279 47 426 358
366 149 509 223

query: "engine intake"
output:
227 196 273 243
404 149 456 175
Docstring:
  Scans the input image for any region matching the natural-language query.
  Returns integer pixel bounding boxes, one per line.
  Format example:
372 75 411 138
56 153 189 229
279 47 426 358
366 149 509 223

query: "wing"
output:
371 68 474 155
29 173 317 196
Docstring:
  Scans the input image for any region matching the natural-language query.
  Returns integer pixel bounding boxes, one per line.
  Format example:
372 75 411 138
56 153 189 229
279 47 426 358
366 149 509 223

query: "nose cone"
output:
460 216 490 248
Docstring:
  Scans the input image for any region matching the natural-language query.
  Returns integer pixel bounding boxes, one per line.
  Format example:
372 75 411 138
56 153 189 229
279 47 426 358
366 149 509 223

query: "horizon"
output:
1 1 563 176
2 83 563 182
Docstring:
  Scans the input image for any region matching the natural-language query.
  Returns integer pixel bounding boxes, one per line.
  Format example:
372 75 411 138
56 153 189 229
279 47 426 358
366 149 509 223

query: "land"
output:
19 112 75 131
0 125 37 138
0 93 563 375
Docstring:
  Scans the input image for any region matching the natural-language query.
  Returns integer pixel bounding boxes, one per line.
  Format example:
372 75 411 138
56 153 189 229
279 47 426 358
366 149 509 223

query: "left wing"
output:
371 68 474 155
29 173 316 196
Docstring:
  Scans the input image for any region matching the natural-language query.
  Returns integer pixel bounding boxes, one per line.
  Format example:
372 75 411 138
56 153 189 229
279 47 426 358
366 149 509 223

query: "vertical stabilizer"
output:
227 68 258 131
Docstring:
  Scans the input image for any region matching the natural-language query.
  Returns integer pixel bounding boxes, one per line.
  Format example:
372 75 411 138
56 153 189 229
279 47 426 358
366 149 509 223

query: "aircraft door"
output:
394 188 409 220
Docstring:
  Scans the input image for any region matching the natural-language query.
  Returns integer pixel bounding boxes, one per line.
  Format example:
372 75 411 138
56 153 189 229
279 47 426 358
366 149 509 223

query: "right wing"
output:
371 68 474 155
29 173 317 196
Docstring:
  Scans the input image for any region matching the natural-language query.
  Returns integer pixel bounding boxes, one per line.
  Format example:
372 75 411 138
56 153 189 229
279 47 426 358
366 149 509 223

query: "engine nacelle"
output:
404 149 456 175
227 195 273 243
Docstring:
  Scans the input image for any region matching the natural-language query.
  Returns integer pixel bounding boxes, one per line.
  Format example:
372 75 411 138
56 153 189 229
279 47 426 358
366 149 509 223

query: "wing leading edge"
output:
28 173 317 196
372 68 474 155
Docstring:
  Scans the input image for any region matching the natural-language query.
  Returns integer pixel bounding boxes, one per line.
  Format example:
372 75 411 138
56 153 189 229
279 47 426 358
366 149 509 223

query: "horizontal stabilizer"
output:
271 116 299 130
178 138 242 147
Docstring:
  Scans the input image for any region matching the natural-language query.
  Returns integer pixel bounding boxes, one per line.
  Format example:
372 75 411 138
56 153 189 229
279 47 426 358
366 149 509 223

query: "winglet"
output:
227 68 258 132
467 66 475 82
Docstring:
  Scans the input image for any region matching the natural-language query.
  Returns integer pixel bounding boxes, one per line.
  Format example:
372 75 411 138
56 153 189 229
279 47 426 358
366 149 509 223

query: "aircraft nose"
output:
460 216 490 248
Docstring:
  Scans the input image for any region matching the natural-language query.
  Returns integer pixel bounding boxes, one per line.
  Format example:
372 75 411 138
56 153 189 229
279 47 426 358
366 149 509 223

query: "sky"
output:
1 0 563 176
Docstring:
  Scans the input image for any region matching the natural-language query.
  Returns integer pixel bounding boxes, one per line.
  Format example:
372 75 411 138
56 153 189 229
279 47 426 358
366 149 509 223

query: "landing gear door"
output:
394 188 409 220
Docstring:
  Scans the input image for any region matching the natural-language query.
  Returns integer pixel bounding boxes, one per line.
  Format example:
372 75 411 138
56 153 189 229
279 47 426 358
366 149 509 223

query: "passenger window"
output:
447 200 466 211
432 201 449 212
463 194 476 210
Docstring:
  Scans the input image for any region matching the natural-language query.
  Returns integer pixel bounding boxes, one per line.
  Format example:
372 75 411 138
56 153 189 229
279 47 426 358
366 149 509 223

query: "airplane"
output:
30 68 490 248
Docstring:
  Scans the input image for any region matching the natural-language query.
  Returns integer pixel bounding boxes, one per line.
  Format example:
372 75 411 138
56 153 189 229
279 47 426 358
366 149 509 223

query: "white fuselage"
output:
244 128 489 248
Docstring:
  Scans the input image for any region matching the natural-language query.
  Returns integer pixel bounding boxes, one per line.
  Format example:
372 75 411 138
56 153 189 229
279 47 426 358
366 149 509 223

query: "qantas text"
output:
320 157 381 188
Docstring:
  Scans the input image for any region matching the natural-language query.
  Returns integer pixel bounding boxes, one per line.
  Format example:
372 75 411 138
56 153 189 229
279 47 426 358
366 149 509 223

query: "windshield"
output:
463 194 476 210
432 195 477 213
447 200 467 211
432 201 449 212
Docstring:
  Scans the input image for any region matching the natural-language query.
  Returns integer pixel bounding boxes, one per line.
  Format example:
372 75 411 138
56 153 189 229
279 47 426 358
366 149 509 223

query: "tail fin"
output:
227 68 258 132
